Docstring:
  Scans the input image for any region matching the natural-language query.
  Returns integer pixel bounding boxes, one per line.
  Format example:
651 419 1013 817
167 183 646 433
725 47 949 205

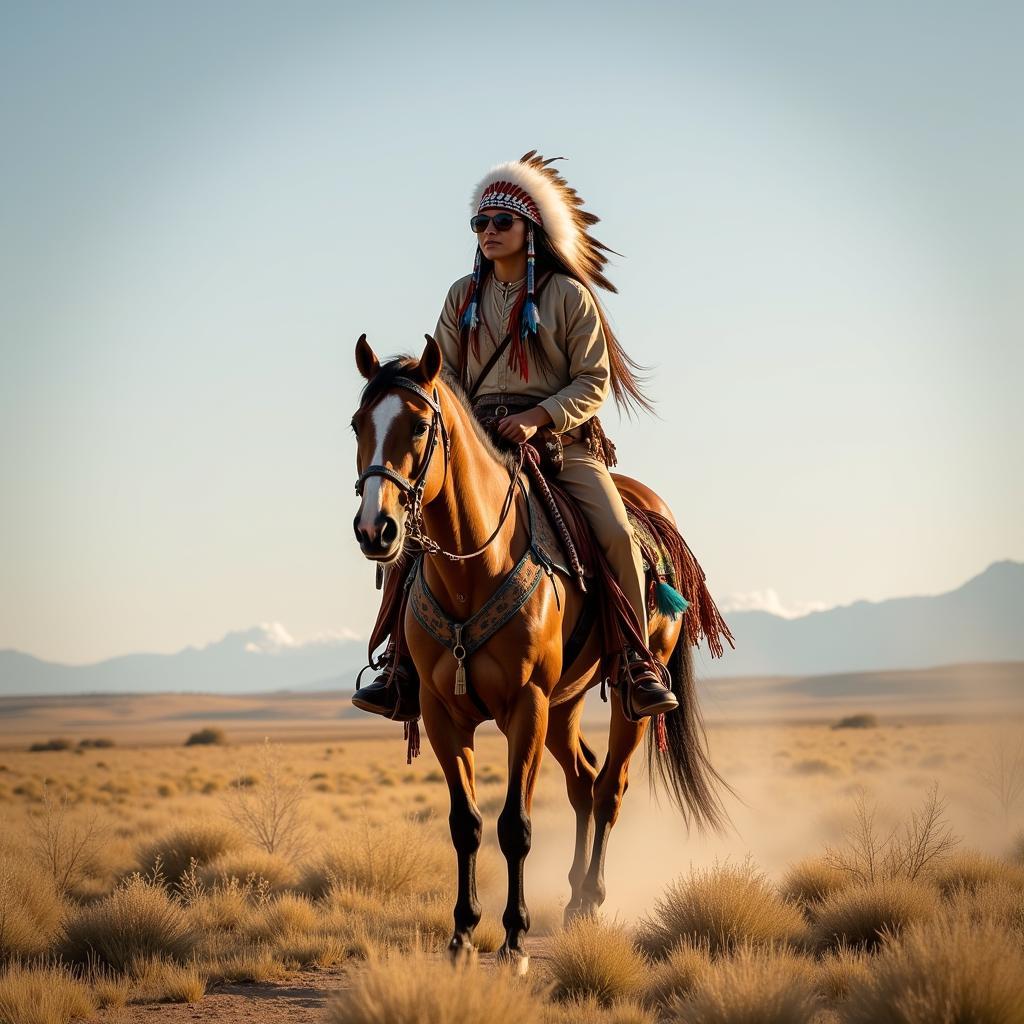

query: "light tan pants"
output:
557 447 649 639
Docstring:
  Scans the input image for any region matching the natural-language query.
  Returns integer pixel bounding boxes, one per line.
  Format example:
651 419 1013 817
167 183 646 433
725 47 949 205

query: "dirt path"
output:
99 939 554 1023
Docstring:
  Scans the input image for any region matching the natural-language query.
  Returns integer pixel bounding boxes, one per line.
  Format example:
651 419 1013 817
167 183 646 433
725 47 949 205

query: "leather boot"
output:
620 647 679 720
351 645 421 722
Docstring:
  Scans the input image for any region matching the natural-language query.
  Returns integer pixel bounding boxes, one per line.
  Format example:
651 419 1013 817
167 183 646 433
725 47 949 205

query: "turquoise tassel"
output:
656 581 689 620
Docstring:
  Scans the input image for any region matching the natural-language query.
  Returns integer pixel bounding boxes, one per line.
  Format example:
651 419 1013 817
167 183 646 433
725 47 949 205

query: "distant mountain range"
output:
1 560 1021 696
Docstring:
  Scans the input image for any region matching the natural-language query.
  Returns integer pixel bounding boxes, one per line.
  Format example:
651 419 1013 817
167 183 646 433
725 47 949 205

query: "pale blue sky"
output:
1 1 1020 664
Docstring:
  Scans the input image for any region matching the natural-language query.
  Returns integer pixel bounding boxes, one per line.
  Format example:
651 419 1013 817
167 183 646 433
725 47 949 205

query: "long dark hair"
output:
457 224 657 419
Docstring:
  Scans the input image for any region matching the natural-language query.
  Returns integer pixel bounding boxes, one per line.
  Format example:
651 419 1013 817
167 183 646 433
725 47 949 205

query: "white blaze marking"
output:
358 394 403 534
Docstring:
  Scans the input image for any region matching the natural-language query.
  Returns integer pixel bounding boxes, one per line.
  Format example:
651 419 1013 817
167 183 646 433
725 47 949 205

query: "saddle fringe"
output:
626 504 736 659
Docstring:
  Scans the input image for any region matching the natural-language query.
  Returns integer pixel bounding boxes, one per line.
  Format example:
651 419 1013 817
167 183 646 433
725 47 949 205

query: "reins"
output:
354 374 524 562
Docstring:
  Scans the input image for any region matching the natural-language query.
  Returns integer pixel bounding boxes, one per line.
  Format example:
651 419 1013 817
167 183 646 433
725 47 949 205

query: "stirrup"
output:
618 648 678 721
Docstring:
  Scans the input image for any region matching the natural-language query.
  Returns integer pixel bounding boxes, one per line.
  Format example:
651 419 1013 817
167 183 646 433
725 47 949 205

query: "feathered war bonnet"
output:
458 150 621 382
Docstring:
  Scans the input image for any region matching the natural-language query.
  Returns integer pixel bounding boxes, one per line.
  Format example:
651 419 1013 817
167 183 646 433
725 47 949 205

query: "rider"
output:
352 150 678 722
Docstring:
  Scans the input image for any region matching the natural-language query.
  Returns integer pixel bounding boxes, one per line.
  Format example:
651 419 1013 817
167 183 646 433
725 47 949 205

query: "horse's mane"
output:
359 356 518 473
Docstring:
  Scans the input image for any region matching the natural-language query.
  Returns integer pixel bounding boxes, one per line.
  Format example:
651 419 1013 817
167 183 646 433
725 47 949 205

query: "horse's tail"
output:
646 636 733 833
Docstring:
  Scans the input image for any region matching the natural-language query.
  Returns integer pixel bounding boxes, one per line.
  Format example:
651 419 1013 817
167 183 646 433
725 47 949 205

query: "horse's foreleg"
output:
545 696 597 923
420 690 481 961
496 682 548 974
579 701 648 914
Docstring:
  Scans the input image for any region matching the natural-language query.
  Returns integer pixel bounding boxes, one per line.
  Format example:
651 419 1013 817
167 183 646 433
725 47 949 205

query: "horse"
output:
350 333 728 973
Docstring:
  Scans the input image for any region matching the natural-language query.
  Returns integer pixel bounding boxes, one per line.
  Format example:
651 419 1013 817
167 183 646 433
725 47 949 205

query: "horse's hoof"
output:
496 945 530 976
447 938 477 966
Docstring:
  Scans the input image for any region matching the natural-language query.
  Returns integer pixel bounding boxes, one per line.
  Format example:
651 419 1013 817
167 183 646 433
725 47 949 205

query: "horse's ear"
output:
355 334 380 381
415 334 443 386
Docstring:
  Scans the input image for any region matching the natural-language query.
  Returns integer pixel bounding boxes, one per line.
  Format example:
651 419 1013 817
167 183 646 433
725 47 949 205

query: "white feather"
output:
469 160 582 269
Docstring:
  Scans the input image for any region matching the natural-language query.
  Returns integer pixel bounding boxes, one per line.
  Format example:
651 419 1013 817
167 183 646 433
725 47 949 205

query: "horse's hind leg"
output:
496 682 548 975
545 696 598 924
420 690 482 961
579 702 648 915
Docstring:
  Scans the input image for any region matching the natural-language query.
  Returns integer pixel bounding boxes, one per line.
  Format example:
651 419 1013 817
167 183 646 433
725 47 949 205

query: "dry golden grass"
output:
930 848 1024 896
130 957 207 1003
136 821 242 883
816 946 873 1001
0 715 1022 1015
320 882 503 955
298 814 454 899
944 879 1024 933
641 937 711 1008
0 962 96 1024
635 859 808 957
205 944 288 984
543 994 658 1023
197 848 298 892
273 929 348 968
88 966 133 1008
61 874 198 971
242 892 319 942
547 916 648 1005
810 877 939 951
780 857 852 909
678 944 820 1024
0 853 64 960
840 914 1024 1023
325 946 542 1024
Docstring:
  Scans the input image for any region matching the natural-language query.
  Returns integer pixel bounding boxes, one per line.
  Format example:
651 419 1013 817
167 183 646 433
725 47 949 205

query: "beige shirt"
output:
431 270 611 434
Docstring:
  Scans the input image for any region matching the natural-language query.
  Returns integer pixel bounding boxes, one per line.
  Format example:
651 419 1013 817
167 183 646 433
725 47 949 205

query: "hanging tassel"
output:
524 222 541 333
655 713 668 753
655 581 690 620
453 625 467 696
404 719 421 765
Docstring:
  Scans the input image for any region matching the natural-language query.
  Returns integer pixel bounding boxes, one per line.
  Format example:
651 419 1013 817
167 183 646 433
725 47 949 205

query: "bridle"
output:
353 375 524 562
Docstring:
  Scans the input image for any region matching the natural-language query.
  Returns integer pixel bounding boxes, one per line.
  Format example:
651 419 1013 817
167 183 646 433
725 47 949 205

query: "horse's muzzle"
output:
353 512 401 561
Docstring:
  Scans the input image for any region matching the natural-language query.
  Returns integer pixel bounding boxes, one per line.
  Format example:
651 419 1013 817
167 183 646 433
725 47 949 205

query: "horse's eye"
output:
413 420 430 437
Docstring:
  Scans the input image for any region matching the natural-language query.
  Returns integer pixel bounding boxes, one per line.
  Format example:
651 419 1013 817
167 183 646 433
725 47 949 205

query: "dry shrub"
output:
219 740 311 858
543 995 657 1023
810 877 938 951
324 946 541 1024
930 849 1024 897
25 786 106 896
816 945 872 1001
0 963 96 1023
243 893 318 941
198 849 298 893
185 727 226 746
130 957 206 1003
635 859 808 957
61 874 197 971
299 815 452 899
0 854 64 960
840 914 1024 1023
832 714 878 730
791 758 843 777
642 937 711 1008
547 917 647 1005
780 857 852 909
136 821 242 883
825 783 958 885
680 944 820 1024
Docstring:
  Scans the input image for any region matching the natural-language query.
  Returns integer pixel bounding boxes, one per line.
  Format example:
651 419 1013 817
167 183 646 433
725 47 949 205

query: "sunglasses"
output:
470 212 522 233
